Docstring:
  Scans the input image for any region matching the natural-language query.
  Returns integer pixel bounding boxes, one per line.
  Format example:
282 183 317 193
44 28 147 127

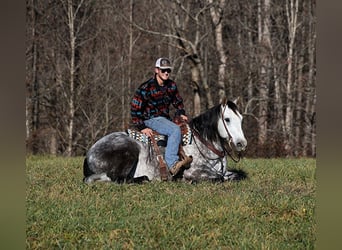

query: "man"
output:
131 57 190 176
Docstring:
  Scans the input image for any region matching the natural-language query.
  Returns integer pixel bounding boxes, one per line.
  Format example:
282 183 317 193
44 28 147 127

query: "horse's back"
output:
89 132 134 152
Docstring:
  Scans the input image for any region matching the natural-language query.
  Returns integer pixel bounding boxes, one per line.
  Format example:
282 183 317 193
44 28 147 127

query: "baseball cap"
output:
155 58 172 69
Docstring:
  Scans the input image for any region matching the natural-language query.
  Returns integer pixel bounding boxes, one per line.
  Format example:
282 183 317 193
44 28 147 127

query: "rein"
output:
191 128 226 178
225 141 242 163
191 128 225 158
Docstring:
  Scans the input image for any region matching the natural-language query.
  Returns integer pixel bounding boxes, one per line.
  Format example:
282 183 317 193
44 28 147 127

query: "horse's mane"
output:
189 100 238 143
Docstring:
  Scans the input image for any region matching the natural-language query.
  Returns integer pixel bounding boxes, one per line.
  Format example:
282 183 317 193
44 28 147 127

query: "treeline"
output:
26 0 316 157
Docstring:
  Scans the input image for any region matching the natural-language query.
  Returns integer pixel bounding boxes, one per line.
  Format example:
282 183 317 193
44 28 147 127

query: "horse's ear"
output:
232 97 240 105
221 96 227 105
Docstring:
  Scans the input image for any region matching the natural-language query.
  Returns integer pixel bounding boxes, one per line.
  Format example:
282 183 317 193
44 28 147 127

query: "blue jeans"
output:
144 116 181 168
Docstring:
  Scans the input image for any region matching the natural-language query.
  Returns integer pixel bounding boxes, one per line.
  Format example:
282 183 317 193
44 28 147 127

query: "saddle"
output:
127 122 192 147
127 119 193 181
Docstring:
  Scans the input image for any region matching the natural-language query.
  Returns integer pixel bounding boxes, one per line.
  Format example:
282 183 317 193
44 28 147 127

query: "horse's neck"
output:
190 109 219 142
191 123 218 144
191 118 228 155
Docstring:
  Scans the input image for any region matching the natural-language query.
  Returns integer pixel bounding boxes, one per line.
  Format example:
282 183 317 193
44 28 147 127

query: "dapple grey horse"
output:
83 98 247 183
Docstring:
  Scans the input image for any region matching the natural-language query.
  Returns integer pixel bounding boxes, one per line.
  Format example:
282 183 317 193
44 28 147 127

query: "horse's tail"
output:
83 157 94 179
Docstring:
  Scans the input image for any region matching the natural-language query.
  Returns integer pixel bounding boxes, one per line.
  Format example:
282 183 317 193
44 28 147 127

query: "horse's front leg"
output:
84 173 111 184
183 164 224 182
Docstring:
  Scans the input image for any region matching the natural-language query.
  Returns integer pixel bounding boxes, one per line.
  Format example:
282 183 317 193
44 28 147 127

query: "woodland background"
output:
25 0 316 158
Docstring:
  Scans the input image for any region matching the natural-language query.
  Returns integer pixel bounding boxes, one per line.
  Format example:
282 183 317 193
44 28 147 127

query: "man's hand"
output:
180 114 188 122
141 127 153 137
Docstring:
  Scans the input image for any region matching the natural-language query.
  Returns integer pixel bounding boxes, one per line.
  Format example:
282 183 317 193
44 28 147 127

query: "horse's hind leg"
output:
83 133 141 184
83 157 111 184
83 157 94 178
105 148 140 183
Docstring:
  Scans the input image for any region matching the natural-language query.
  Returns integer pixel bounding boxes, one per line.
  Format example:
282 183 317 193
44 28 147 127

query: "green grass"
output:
26 156 316 249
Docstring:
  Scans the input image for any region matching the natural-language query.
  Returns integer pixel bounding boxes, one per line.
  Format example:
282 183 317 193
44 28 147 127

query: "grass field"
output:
26 156 316 249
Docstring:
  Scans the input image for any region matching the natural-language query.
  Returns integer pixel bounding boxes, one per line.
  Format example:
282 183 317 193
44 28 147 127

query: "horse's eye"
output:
225 118 230 123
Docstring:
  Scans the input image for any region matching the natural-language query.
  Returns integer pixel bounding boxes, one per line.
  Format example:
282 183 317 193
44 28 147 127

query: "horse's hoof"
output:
83 177 93 184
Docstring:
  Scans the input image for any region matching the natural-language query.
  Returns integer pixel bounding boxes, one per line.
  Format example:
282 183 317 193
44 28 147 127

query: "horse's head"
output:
217 98 247 152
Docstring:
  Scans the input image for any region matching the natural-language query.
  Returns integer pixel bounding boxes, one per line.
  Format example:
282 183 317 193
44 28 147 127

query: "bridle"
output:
190 104 242 163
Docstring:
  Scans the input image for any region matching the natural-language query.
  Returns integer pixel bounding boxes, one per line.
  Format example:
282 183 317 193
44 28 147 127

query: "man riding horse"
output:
130 57 192 178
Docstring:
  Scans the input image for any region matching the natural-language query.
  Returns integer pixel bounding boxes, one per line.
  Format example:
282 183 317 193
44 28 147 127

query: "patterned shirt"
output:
131 77 186 130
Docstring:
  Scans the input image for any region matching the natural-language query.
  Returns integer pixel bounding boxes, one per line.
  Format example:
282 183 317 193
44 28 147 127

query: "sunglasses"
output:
160 68 171 73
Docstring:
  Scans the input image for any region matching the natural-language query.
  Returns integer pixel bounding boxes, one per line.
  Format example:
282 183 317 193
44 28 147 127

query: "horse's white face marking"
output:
217 104 247 151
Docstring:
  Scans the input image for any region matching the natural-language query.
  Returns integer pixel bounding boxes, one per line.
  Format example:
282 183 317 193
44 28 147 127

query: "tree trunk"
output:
208 0 227 102
272 51 284 136
295 54 303 156
66 0 76 156
123 0 134 129
190 64 202 116
246 8 254 104
55 50 63 154
31 0 39 134
295 9 306 156
172 1 213 110
284 0 299 155
104 44 110 135
27 0 38 141
304 0 316 156
257 0 271 147
310 91 316 156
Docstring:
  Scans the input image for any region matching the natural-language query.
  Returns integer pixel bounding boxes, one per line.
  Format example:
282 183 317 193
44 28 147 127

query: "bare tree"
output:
304 0 316 156
25 0 316 157
257 0 272 147
26 0 39 140
208 0 227 102
65 0 77 156
284 0 299 153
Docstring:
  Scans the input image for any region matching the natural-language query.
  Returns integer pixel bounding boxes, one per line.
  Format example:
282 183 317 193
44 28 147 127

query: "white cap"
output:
155 58 172 69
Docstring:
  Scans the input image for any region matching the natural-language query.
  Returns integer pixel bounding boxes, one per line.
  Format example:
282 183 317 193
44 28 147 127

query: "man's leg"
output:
144 117 181 168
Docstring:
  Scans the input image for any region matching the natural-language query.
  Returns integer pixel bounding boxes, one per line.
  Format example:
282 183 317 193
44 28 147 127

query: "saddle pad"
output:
180 123 192 145
127 123 192 146
127 129 166 145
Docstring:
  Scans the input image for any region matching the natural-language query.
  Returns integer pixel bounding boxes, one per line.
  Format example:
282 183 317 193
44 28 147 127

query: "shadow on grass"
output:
171 168 248 184
228 168 248 181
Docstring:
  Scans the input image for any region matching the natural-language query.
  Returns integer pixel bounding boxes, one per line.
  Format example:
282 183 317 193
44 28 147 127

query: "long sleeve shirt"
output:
130 78 186 130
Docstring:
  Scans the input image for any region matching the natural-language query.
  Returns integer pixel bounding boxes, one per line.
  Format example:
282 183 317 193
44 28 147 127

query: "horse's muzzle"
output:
226 138 246 152
234 139 247 152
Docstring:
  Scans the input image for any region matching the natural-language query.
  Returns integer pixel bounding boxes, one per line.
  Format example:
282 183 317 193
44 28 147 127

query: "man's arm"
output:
170 81 186 117
130 90 147 130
